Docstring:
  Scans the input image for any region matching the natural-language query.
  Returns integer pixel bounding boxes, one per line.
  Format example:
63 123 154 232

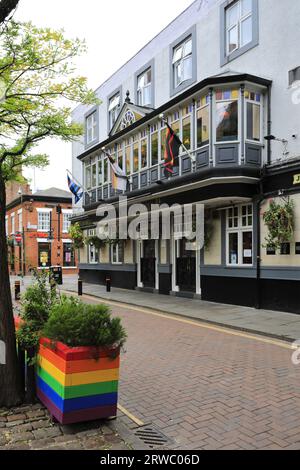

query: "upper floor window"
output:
137 68 152 107
221 0 258 66
38 210 51 232
245 90 261 142
86 111 97 145
11 213 15 234
5 216 8 235
172 36 192 89
215 89 239 142
196 95 210 148
108 93 121 130
18 210 22 233
62 211 72 233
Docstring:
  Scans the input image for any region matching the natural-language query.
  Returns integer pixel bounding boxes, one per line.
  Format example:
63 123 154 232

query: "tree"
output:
0 20 98 407
0 0 19 24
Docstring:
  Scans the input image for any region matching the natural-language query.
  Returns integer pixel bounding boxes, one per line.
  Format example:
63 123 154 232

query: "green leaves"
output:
0 20 99 182
263 198 295 250
43 296 127 349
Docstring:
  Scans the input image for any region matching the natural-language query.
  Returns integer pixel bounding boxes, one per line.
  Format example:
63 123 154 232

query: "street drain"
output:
134 425 170 449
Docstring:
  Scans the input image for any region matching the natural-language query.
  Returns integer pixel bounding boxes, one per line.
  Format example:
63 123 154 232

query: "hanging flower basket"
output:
263 198 295 250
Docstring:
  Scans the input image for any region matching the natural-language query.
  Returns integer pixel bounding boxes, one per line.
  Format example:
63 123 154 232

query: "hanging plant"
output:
190 210 214 249
84 236 105 249
263 198 295 250
69 222 84 249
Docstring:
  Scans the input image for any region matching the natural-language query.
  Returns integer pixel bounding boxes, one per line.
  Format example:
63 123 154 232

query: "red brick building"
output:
6 187 77 275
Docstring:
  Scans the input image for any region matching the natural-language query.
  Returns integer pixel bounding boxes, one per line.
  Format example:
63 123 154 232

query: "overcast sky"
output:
15 0 194 193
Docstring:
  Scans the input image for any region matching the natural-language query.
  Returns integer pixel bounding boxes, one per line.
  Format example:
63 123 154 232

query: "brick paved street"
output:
102 300 300 450
0 403 129 450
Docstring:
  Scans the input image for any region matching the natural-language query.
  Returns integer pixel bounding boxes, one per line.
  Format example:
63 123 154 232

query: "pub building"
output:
71 0 300 314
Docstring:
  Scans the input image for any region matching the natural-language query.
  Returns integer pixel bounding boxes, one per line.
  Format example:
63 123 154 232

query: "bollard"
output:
78 278 83 296
106 276 111 293
15 280 21 301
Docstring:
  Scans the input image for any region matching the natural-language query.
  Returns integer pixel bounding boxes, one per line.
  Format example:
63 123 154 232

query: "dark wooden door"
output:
176 239 196 292
141 240 156 288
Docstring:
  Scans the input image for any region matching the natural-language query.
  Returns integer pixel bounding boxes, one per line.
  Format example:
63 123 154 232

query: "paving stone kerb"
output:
11 275 300 342
59 277 300 343
0 404 128 450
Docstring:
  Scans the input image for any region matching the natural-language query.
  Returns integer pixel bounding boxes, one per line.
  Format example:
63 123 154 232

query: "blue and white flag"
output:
67 175 83 204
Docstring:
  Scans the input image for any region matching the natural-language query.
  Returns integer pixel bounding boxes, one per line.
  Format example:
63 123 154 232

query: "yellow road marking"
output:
62 290 295 351
117 404 144 427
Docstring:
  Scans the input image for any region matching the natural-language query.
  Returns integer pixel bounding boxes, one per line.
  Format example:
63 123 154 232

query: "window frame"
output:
63 242 75 267
226 204 253 267
85 106 99 148
108 92 121 130
244 90 262 144
195 95 210 149
170 26 197 97
215 89 240 144
220 0 259 67
107 87 122 133
37 209 52 233
135 60 155 109
111 242 124 265
62 210 72 234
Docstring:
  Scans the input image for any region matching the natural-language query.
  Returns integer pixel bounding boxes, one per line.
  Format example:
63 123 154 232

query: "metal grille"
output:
134 425 170 449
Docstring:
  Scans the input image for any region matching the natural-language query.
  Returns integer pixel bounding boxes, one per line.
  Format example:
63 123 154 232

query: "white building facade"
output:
72 0 300 313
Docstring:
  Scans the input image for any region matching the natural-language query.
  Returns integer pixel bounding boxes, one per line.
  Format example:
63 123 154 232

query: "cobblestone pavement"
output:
0 404 130 450
100 300 300 450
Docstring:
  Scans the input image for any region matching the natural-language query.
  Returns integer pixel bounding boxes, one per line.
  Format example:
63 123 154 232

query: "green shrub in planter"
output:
42 296 127 348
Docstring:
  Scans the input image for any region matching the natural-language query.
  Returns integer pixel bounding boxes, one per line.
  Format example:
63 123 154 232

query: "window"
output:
86 111 97 145
266 246 276 256
125 141 131 175
216 89 239 142
133 137 139 173
141 136 148 169
221 0 258 66
245 90 261 142
87 229 99 264
108 93 121 130
151 126 158 166
11 213 15 234
63 243 75 267
117 143 124 170
85 164 91 190
38 210 51 232
196 95 210 148
137 68 152 107
103 157 108 183
98 157 103 186
38 243 51 268
182 108 191 151
289 67 300 86
296 243 300 255
226 204 253 266
172 36 192 89
62 211 72 233
91 162 97 188
5 216 8 235
226 0 252 55
18 210 22 233
280 243 290 255
111 242 124 264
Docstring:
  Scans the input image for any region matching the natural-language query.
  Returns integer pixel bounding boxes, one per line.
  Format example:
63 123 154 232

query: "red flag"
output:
163 123 182 178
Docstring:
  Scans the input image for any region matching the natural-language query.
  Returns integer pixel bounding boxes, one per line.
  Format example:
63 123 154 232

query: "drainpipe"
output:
267 85 272 165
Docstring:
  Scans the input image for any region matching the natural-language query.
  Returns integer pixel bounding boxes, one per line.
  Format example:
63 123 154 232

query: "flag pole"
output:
66 169 92 197
159 114 196 163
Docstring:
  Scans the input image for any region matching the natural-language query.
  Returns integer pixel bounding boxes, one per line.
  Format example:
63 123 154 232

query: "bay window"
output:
182 107 191 151
196 95 210 148
125 140 132 175
216 89 239 142
245 90 261 142
151 125 158 166
133 139 139 173
226 204 253 266
137 68 152 107
85 164 91 190
172 36 192 89
141 137 148 169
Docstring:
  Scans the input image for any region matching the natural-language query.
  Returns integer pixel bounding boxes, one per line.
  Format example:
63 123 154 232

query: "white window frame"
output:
108 93 121 129
62 209 72 234
86 112 97 144
245 91 262 144
226 204 253 267
180 105 193 155
10 213 15 234
62 241 76 268
37 208 52 233
5 216 8 236
172 36 193 89
195 96 210 150
87 229 99 264
226 0 253 56
17 209 23 233
111 242 124 265
137 68 152 107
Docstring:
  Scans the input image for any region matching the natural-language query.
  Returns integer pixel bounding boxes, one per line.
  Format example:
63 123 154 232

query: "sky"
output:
14 0 194 193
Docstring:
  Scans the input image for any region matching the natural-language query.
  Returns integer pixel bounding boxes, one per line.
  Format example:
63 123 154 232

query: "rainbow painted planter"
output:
36 338 120 425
